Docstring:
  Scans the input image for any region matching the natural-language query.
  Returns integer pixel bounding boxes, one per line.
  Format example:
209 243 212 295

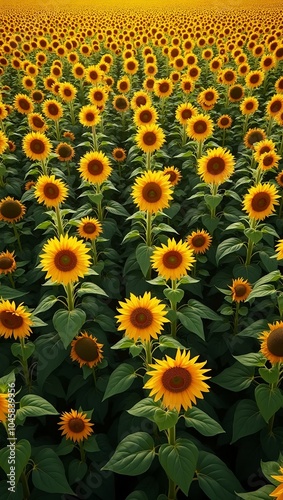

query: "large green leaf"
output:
136 243 154 277
216 238 244 265
233 352 266 367
102 432 155 476
236 485 275 499
187 299 221 321
53 308 86 348
154 408 179 431
0 286 28 300
16 395 58 423
159 438 198 495
32 295 58 315
0 440 31 484
103 363 137 400
128 397 160 422
184 407 225 436
261 460 281 484
231 399 266 443
197 451 244 500
255 384 283 422
77 282 108 297
177 309 204 340
32 448 74 495
212 362 254 392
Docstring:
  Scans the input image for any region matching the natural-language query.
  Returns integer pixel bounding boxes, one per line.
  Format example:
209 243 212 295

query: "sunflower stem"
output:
40 159 47 175
279 195 283 218
55 205 65 237
170 279 178 338
181 124 187 147
146 151 152 171
196 139 203 160
145 211 152 280
8 273 15 288
221 128 226 148
55 120 61 141
144 340 152 368
65 282 75 311
266 116 274 137
210 183 218 218
233 301 240 335
91 239 98 265
20 337 31 392
92 367 97 386
92 125 98 151
69 101 76 126
279 132 283 156
79 441 86 463
167 424 177 500
12 223 22 252
21 471 30 500
245 218 256 265
243 114 249 135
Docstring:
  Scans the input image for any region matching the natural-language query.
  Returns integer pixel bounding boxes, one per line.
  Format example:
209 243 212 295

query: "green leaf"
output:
177 309 204 340
163 287 184 305
216 238 244 265
103 363 137 400
158 335 187 351
122 230 141 243
154 408 179 431
246 284 276 301
225 222 246 231
126 491 148 500
159 438 198 495
146 276 167 286
128 398 160 422
32 448 74 495
197 451 244 500
11 342 35 361
85 192 103 205
0 439 31 484
232 399 266 443
236 485 275 499
111 337 135 350
77 282 108 297
33 295 58 315
244 228 263 244
184 407 225 436
16 395 58 422
212 362 254 392
152 223 178 234
105 200 130 217
82 435 100 453
204 194 223 210
68 459 87 485
233 352 266 367
102 432 155 476
277 293 283 317
136 244 154 277
53 308 86 348
259 365 280 384
255 384 283 422
261 460 281 484
0 286 28 300
254 270 282 286
187 299 221 321
238 319 269 338
56 438 74 456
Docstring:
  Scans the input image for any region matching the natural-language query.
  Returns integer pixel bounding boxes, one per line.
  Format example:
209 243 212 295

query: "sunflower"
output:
124 57 139 75
260 321 283 365
258 151 281 171
243 183 280 221
133 105 158 127
275 239 283 259
275 77 283 94
22 132 52 161
116 291 169 342
153 78 173 99
70 332 103 368
228 84 245 102
31 89 45 104
0 250 16 275
163 166 182 186
131 170 173 213
221 68 237 85
240 97 259 115
244 128 267 150
113 95 129 113
0 300 33 339
144 349 210 412
229 278 252 302
40 234 91 285
42 99 63 121
135 124 165 153
266 94 283 118
0 131 8 154
25 181 36 191
197 147 235 185
0 103 8 121
131 91 151 110
270 467 283 499
217 115 232 129
151 238 195 281
58 409 94 443
260 53 276 72
143 77 156 93
14 93 34 114
28 113 48 132
34 175 68 208
117 76 131 94
72 63 85 80
175 102 197 125
55 143 75 162
63 131 75 142
77 217 102 240
187 229 212 254
253 139 276 162
197 87 219 107
59 82 77 102
85 65 103 85
112 148 127 162
186 114 214 142
0 393 8 422
245 70 265 89
78 150 112 185
79 105 100 127
0 197 25 223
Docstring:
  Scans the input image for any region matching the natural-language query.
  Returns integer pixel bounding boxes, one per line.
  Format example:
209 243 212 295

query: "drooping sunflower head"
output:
34 175 68 208
131 170 173 213
186 114 214 142
0 250 16 275
144 349 210 413
78 150 112 185
151 238 196 281
229 278 252 302
39 233 91 285
0 300 33 339
55 142 75 162
22 131 52 161
79 104 101 127
77 217 102 240
187 229 212 254
197 147 235 185
116 291 169 342
135 124 165 153
58 409 94 442
243 182 280 221
0 196 26 223
163 166 182 186
260 321 283 364
70 332 104 368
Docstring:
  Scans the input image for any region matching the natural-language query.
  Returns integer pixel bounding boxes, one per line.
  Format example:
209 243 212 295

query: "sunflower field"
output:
1 1 283 499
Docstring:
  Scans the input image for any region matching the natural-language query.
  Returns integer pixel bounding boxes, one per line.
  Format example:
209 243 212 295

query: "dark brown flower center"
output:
0 200 22 218
0 310 23 329
43 183 60 199
33 116 45 128
130 306 153 329
234 284 247 297
184 81 192 91
193 120 208 134
88 159 104 175
181 109 193 120
224 70 234 81
165 170 177 182
220 117 229 126
48 104 60 116
85 112 95 121
205 91 214 101
120 81 128 90
63 88 72 97
162 250 183 269
143 131 157 146
267 327 283 356
246 101 255 110
114 150 124 159
262 155 274 166
31 139 46 154
0 256 13 269
19 98 30 110
83 222 97 234
189 68 198 77
127 61 136 70
250 74 260 84
136 96 147 107
263 57 272 67
75 67 84 75
270 101 282 113
74 337 99 361
68 417 85 433
159 82 170 93
206 156 225 175
140 111 152 123
230 86 244 100
191 235 205 248
247 131 264 146
115 97 127 109
142 182 162 202
58 145 73 158
275 48 283 58
251 192 270 212
33 92 43 102
89 71 98 80
54 250 77 271
162 366 191 392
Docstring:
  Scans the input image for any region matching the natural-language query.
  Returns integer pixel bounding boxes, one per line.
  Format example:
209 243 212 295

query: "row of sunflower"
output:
0 4 283 500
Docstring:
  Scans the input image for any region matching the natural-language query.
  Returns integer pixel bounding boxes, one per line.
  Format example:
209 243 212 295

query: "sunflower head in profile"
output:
58 409 94 442
144 349 210 413
70 332 103 368
115 291 169 342
197 147 235 185
112 148 127 163
243 182 280 221
151 238 196 281
78 150 112 185
187 229 212 254
131 170 173 213
163 166 182 186
0 131 8 154
34 175 68 208
186 113 214 142
79 104 101 127
0 250 16 275
77 217 102 240
0 300 33 339
260 321 283 365
0 197 26 223
39 234 91 285
135 124 165 154
229 278 252 302
22 131 52 161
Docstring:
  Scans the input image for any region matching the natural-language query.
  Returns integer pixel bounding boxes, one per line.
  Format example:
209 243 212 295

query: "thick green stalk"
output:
233 301 240 335
12 223 22 252
79 441 86 463
55 120 61 141
65 282 75 311
91 239 98 265
55 205 64 236
146 151 152 171
144 340 152 368
167 425 177 500
92 125 98 151
20 338 31 392
245 218 256 265
170 279 178 338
